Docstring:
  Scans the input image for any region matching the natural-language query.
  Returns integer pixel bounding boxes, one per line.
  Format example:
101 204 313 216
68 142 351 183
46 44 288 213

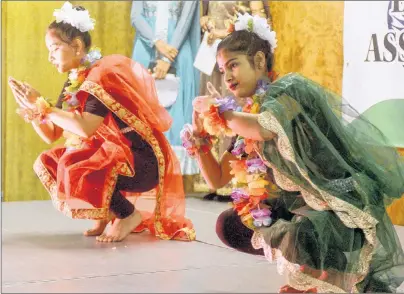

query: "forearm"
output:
196 149 228 190
169 1 197 49
47 108 100 139
223 111 275 141
131 1 156 48
31 119 61 144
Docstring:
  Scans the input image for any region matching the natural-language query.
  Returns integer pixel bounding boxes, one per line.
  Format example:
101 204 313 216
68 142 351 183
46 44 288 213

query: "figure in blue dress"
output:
131 1 201 175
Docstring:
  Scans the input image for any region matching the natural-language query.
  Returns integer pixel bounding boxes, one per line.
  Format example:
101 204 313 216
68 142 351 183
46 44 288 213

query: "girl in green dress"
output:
182 13 404 293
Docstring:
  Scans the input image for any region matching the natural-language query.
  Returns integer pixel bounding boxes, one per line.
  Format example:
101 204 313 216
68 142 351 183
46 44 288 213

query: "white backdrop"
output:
342 1 404 114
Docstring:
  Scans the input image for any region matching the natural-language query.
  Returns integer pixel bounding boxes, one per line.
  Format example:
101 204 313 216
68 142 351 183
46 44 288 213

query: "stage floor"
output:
2 197 404 293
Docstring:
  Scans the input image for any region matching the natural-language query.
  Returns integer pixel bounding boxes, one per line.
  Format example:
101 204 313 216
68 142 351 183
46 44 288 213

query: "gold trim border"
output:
255 110 378 292
79 80 195 241
33 157 117 220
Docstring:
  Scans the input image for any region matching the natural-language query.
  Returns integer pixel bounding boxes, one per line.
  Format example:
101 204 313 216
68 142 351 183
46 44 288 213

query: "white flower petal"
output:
53 1 95 32
234 13 277 53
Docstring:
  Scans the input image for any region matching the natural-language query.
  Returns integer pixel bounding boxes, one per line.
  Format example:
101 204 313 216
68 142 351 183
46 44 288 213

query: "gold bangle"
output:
35 96 53 123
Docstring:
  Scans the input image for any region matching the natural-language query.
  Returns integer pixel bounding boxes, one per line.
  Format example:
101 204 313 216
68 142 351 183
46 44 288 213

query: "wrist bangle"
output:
35 96 53 123
216 96 239 114
180 124 213 158
202 96 238 137
160 56 172 64
16 96 52 124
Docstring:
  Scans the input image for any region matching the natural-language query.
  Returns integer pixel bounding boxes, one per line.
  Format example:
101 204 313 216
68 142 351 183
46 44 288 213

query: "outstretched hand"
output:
192 109 204 135
192 82 221 113
192 82 223 135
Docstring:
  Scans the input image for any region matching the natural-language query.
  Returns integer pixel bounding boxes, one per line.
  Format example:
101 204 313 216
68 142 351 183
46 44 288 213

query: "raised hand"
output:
192 82 221 113
206 82 221 99
192 109 205 135
21 81 41 103
8 77 38 109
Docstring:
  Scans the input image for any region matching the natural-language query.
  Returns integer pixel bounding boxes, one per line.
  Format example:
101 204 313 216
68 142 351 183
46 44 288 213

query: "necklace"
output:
228 79 278 229
62 47 102 112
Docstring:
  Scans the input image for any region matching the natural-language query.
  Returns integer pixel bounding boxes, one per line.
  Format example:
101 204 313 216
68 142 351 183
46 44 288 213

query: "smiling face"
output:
45 29 82 73
217 49 266 99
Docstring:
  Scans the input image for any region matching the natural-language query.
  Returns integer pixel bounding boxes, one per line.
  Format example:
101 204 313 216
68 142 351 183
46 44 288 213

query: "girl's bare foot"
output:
83 219 110 236
96 210 142 242
83 213 115 236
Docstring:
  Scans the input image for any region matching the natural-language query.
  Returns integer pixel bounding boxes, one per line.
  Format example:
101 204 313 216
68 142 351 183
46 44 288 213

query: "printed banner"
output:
342 1 404 146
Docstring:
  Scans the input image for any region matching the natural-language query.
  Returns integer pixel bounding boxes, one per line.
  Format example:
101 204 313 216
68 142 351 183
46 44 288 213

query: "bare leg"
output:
96 210 142 242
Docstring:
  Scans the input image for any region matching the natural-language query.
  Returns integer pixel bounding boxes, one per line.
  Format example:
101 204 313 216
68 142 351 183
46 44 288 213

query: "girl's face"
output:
217 49 266 100
45 30 82 73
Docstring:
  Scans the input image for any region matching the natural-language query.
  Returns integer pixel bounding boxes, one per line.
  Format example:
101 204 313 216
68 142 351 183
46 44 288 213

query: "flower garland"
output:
62 47 102 150
205 79 279 230
16 96 53 124
180 124 214 157
202 96 239 137
62 47 102 113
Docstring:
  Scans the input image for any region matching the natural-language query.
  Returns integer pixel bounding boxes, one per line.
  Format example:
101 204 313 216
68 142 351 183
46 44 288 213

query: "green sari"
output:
252 73 404 292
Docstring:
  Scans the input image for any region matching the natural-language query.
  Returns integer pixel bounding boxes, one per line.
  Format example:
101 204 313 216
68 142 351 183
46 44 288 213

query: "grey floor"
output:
2 197 404 293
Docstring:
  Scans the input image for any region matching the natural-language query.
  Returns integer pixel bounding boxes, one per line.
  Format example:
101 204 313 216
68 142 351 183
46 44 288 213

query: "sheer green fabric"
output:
253 73 404 292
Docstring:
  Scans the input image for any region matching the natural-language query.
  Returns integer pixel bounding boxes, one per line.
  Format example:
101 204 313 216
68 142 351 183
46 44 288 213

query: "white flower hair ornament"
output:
233 13 277 53
53 2 95 33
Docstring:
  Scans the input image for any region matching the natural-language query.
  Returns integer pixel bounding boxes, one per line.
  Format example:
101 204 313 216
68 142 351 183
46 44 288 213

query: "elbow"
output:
203 177 222 191
80 130 94 139
42 136 56 145
78 123 99 139
75 126 95 139
207 177 228 191
256 118 276 141
82 126 100 139
208 182 221 191
259 128 276 141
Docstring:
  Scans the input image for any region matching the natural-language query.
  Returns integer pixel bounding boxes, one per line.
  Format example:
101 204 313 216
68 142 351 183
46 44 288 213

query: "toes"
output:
96 234 108 242
97 234 123 243
97 234 114 242
104 234 122 242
